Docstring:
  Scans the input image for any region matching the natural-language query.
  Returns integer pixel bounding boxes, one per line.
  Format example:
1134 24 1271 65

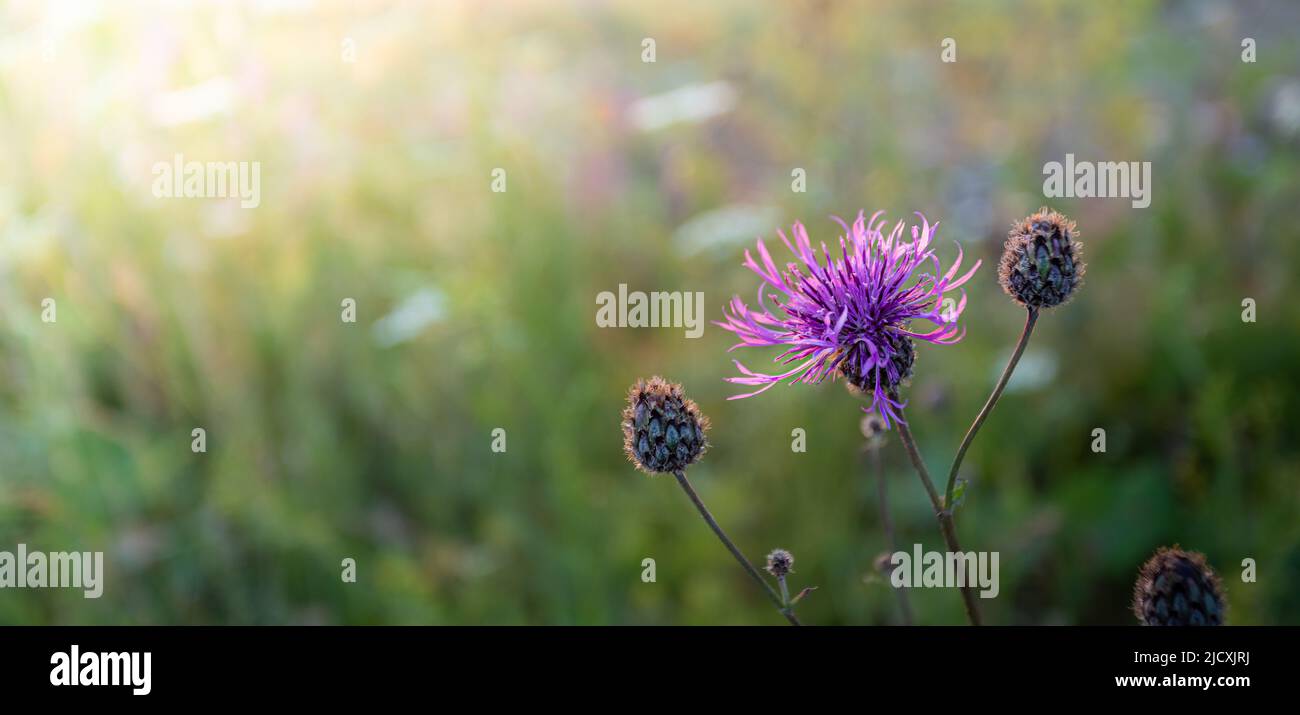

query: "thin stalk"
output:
943 307 1038 513
894 413 983 626
873 447 913 625
672 470 801 626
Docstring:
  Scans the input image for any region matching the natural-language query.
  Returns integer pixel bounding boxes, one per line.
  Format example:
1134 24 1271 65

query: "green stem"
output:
894 412 983 626
943 308 1038 514
673 471 801 626
873 447 913 625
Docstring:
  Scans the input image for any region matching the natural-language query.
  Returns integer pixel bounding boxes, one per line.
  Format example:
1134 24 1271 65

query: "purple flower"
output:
716 211 980 427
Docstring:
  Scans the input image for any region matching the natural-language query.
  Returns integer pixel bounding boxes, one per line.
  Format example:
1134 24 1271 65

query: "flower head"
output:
1132 546 1225 626
716 211 980 427
999 208 1084 309
621 377 710 475
765 548 794 578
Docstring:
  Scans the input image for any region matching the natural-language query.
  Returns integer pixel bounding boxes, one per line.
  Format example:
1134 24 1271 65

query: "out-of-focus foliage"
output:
1 0 1297 624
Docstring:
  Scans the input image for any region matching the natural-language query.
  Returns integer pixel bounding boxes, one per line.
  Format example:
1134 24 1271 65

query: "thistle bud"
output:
999 208 1084 309
621 376 709 475
1132 546 1225 626
765 548 794 578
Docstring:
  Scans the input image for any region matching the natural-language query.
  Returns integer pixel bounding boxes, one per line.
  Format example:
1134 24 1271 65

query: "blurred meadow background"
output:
1 0 1298 625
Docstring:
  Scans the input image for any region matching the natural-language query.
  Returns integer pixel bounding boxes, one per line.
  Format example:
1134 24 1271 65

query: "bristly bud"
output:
621 376 709 475
765 548 794 578
1132 546 1225 626
999 208 1084 309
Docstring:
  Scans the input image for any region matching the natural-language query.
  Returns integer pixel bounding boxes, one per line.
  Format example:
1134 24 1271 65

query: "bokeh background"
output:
1 0 1298 625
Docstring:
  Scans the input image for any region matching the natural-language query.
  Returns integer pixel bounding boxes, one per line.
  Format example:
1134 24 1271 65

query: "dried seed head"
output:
1133 546 1225 626
765 548 794 578
621 376 709 475
999 208 1084 309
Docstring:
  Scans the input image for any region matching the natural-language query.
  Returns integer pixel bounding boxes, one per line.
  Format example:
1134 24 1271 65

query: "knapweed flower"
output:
765 549 794 578
999 208 1084 309
621 377 709 475
1132 546 1225 626
717 211 980 427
